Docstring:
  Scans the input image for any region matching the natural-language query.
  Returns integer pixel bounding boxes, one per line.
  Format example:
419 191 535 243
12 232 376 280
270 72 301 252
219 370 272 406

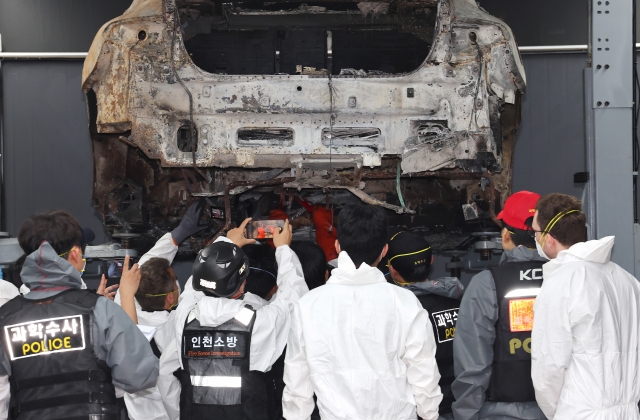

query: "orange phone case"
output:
245 220 285 239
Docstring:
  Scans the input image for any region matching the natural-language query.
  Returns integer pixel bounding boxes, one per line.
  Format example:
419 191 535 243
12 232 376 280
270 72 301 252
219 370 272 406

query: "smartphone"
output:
245 220 285 239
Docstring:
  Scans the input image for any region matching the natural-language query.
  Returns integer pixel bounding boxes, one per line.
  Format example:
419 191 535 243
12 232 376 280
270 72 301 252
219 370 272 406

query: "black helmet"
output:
192 242 250 297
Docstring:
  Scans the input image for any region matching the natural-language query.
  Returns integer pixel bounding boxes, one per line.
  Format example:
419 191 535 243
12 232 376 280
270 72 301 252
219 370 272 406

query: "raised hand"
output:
96 274 119 301
227 218 257 248
273 219 293 248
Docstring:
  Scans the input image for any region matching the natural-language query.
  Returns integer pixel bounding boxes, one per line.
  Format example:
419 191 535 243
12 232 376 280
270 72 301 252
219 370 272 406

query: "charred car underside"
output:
82 0 526 253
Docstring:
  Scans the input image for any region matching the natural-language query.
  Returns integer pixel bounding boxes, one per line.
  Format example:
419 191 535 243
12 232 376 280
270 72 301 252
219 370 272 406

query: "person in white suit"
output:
531 193 640 420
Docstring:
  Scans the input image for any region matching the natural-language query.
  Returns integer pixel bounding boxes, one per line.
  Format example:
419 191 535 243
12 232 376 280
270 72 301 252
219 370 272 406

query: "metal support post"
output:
0 34 4 231
587 0 636 273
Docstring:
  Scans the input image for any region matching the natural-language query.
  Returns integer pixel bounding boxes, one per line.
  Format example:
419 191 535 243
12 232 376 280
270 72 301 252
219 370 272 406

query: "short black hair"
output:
394 262 430 283
337 204 388 267
243 245 278 300
7 254 26 289
18 211 82 257
503 216 536 249
290 241 326 290
136 258 176 311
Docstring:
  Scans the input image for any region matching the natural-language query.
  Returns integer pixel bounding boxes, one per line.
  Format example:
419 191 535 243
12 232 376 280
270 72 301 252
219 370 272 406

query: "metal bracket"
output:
592 1 633 108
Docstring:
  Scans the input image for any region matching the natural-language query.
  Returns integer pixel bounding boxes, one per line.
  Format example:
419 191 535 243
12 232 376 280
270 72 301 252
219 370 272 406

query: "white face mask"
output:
536 238 550 260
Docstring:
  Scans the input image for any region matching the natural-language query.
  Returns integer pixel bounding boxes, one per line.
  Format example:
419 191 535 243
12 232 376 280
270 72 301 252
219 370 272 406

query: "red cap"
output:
496 190 541 230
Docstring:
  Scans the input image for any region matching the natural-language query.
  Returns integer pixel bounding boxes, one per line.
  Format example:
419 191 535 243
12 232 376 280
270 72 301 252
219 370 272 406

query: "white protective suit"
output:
531 236 640 420
282 251 443 420
114 232 179 420
0 281 19 307
156 237 308 420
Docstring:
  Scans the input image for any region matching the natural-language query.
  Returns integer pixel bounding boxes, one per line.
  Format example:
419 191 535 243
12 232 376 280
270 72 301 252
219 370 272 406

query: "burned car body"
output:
82 0 525 251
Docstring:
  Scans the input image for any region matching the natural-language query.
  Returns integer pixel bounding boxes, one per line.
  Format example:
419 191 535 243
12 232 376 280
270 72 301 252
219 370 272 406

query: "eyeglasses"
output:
526 209 581 240
58 248 74 257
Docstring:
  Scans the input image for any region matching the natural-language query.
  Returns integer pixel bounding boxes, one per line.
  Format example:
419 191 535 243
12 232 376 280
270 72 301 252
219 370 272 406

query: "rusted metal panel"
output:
83 0 526 242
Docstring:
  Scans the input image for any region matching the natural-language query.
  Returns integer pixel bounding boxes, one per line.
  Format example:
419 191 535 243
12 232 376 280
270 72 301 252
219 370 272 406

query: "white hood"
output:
543 236 614 277
328 251 386 286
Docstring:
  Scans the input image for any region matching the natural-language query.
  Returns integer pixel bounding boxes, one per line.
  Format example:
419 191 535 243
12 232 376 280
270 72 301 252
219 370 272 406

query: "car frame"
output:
82 0 525 249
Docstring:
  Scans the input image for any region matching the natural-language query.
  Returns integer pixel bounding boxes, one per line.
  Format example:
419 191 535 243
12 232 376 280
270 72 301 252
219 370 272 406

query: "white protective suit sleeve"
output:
530 269 575 419
196 239 307 371
403 308 442 420
0 282 19 307
0 375 7 420
138 233 179 267
281 302 315 420
158 338 182 420
246 244 308 371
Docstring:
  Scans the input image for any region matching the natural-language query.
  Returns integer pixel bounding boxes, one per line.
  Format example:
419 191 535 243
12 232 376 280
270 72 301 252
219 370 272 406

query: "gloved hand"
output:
172 199 209 245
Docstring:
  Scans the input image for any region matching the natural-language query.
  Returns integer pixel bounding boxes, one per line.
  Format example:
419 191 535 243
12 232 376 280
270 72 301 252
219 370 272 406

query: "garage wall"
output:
0 0 599 51
2 61 107 242
512 53 587 198
0 0 131 53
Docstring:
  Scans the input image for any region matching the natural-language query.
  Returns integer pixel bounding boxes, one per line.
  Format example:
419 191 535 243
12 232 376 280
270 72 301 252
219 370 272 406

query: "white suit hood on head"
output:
531 236 640 420
543 236 614 275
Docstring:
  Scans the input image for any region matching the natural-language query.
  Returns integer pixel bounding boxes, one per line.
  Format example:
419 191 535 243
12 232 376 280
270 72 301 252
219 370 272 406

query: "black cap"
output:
192 242 250 298
81 227 95 246
387 231 432 275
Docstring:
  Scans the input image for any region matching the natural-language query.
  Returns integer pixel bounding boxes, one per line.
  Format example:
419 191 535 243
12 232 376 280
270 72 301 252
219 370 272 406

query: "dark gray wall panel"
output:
2 60 107 242
6 0 640 50
1 60 200 284
480 0 588 46
0 0 132 52
512 53 587 198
